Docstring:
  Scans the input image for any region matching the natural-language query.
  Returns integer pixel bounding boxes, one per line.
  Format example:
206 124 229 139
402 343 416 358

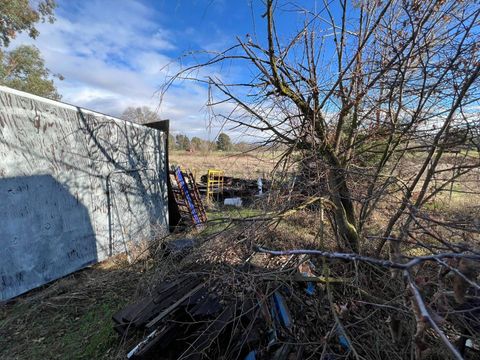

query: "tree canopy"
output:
0 1 60 99
190 136 203 151
0 45 61 99
121 106 162 125
0 0 56 47
216 132 232 151
175 134 191 151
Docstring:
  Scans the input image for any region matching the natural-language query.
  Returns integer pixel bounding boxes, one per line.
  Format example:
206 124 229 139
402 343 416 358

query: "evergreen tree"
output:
216 132 232 151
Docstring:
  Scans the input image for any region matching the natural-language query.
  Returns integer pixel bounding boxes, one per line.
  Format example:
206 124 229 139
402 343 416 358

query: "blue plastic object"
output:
305 280 315 295
175 166 201 225
268 305 278 346
273 291 292 329
338 335 349 350
244 350 256 360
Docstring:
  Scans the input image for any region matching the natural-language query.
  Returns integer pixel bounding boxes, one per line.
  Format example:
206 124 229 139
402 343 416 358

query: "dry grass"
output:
169 150 278 179
0 254 154 360
1 202 477 359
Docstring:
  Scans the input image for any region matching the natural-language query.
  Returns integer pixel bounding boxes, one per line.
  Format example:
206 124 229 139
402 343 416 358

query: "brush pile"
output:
113 259 332 360
113 210 480 360
113 236 408 359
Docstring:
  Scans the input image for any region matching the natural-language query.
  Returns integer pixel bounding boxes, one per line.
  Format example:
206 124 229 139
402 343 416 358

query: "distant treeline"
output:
169 133 260 153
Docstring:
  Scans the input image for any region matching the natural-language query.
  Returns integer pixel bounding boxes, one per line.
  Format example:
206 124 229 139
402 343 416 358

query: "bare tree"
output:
121 106 162 125
162 1 480 357
165 0 479 253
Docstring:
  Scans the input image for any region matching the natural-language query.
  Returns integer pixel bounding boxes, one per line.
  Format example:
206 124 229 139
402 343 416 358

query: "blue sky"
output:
10 0 336 140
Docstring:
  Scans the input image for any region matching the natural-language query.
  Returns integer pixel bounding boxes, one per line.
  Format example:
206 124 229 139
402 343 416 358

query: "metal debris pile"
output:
198 174 271 199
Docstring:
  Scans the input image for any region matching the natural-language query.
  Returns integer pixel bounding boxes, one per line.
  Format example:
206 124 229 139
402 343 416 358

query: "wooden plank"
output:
152 277 200 306
190 295 222 318
146 282 205 329
131 279 199 326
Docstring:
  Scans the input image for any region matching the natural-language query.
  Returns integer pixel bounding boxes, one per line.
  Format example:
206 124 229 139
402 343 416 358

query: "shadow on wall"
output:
0 174 97 301
78 109 168 247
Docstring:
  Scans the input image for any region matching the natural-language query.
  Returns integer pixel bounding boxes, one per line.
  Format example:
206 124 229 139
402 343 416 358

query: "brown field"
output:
169 150 279 179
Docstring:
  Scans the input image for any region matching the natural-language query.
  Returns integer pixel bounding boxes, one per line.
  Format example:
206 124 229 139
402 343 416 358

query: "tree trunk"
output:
324 148 360 252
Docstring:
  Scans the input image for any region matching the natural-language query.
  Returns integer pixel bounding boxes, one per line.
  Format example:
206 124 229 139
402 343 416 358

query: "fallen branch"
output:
260 274 350 283
254 246 480 270
404 271 464 360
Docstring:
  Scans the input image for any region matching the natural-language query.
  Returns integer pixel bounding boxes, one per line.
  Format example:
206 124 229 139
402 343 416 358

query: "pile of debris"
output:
112 255 342 359
199 174 271 199
112 220 480 359
113 218 402 359
169 166 208 229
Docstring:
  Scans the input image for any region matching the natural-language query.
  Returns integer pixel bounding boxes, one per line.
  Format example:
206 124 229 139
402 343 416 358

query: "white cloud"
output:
7 0 235 139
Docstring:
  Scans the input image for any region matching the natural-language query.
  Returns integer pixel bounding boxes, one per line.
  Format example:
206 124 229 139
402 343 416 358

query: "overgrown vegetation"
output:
0 256 150 360
161 0 480 358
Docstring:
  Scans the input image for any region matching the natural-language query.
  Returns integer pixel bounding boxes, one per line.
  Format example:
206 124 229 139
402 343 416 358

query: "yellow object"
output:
207 169 224 202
